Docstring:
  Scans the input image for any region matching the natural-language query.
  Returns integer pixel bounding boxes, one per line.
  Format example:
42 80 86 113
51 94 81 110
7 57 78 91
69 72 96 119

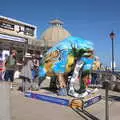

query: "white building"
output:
0 15 39 59
0 16 71 59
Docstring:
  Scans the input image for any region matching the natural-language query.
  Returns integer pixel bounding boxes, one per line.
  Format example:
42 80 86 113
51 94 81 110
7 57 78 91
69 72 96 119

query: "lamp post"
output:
104 31 116 120
109 31 115 72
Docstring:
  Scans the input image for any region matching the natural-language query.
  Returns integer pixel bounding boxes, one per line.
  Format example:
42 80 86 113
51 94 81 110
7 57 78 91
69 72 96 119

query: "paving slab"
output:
0 82 11 120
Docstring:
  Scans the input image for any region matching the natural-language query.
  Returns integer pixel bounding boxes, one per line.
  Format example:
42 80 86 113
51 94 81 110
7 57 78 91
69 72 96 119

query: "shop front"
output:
0 33 26 61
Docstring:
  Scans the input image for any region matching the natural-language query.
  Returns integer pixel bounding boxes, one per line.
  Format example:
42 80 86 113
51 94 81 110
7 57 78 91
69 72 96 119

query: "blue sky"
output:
0 0 120 67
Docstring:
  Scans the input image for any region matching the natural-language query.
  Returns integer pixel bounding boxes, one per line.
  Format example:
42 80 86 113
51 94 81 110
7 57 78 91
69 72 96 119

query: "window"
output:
0 22 14 31
24 26 34 36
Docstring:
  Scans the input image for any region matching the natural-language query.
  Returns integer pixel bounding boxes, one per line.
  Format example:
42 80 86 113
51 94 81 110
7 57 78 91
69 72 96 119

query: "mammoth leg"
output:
68 61 84 92
56 73 66 88
56 73 67 96
38 76 46 88
49 76 57 90
64 73 69 86
68 61 84 97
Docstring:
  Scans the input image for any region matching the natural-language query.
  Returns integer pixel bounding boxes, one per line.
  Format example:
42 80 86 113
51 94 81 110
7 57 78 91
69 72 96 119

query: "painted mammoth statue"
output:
38 36 95 96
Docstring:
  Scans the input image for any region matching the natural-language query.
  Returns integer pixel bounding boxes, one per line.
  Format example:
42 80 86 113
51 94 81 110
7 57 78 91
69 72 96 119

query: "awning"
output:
0 33 26 42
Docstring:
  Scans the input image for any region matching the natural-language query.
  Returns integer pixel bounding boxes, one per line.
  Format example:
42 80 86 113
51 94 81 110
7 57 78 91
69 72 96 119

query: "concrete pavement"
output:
0 82 11 120
10 88 120 120
10 78 120 120
1 78 120 120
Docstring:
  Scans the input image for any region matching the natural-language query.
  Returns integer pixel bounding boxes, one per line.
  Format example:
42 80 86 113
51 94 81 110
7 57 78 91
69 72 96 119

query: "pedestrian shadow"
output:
108 95 120 101
72 108 100 120
102 95 120 102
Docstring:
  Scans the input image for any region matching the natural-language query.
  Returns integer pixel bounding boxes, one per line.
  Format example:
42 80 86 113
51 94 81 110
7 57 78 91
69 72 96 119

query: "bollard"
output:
103 80 110 120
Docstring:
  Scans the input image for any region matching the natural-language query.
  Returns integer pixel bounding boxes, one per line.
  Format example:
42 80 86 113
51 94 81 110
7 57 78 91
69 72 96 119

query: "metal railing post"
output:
104 80 109 120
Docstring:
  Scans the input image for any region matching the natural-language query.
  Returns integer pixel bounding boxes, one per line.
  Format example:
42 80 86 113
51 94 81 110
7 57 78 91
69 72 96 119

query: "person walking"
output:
4 49 17 89
20 53 33 92
31 54 40 90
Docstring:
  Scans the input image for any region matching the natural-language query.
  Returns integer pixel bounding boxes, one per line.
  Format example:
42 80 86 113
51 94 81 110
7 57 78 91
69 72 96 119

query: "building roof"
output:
40 19 71 47
0 15 36 28
49 19 64 25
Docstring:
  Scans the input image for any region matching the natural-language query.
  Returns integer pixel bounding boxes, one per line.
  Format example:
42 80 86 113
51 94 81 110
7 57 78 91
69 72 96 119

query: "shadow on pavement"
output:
72 108 100 120
102 95 120 102
108 95 120 101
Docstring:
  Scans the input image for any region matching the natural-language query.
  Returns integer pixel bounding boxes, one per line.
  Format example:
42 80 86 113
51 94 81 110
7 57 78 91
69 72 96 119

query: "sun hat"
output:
24 53 32 58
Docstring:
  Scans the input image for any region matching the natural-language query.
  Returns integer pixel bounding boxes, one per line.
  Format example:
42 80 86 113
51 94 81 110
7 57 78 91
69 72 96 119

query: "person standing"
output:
4 49 17 89
32 54 39 80
91 56 101 84
31 54 40 90
20 53 33 92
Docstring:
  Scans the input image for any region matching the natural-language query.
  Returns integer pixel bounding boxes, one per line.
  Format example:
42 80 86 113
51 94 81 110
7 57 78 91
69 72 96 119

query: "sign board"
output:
0 22 14 30
25 92 70 106
0 33 25 42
